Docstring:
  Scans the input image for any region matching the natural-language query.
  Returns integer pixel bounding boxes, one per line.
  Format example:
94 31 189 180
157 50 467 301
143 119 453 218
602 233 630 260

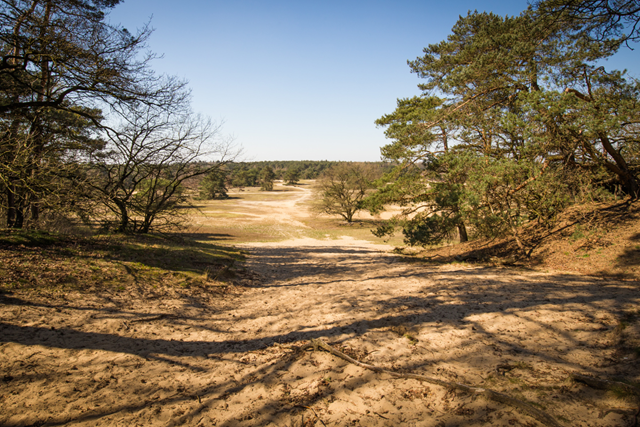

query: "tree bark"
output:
598 131 640 198
6 186 16 228
458 223 468 243
114 199 129 232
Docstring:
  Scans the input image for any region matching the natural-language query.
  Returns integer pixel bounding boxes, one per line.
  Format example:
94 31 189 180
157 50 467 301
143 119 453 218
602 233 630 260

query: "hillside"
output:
409 199 640 281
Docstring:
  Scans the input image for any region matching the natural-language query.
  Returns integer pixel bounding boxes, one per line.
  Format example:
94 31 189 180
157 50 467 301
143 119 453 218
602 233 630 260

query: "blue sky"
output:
109 1 639 162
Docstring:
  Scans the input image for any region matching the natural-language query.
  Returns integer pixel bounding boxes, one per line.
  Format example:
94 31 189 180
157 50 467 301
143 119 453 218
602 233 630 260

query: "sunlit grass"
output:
184 181 402 246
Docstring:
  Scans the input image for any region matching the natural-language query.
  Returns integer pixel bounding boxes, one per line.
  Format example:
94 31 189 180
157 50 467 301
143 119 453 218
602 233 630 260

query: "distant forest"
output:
221 161 390 188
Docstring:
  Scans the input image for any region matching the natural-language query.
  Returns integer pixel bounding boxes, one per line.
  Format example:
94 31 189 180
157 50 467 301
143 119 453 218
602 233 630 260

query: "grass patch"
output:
301 217 403 246
0 229 65 247
608 382 640 401
570 224 586 242
404 333 418 345
0 230 243 296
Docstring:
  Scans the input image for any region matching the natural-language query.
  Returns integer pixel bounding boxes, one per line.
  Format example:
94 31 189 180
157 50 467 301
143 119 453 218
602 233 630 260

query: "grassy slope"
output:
410 199 640 281
0 230 246 301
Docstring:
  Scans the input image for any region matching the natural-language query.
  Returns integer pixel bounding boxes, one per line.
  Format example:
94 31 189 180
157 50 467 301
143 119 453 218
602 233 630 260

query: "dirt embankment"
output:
0 190 639 426
417 200 640 282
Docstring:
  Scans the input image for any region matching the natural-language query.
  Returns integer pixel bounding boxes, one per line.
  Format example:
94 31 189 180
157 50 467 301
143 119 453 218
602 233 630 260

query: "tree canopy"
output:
370 2 639 253
0 0 232 232
315 163 380 222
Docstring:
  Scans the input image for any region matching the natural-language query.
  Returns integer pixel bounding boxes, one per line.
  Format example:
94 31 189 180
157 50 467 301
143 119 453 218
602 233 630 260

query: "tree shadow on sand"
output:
1 242 639 426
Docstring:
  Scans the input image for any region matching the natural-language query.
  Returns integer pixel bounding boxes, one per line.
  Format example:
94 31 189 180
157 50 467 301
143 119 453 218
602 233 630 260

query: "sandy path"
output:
1 191 639 426
228 184 315 227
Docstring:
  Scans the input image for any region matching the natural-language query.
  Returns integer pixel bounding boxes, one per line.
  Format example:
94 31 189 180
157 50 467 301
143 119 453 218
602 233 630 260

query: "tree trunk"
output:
598 132 640 198
114 199 129 232
6 186 16 228
30 202 39 224
566 88 640 199
457 223 468 243
14 205 24 229
6 184 26 229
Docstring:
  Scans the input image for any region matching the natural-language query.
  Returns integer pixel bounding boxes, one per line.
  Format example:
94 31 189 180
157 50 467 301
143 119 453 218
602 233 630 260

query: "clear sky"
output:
108 1 639 162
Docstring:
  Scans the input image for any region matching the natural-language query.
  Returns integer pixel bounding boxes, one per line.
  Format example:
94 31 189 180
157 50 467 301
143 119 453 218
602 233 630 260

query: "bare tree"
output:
315 163 380 222
89 99 238 233
0 0 184 228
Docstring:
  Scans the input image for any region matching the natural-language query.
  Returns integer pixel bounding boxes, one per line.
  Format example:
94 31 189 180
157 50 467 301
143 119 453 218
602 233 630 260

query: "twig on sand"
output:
299 338 562 427
129 314 177 323
294 405 327 427
373 411 389 419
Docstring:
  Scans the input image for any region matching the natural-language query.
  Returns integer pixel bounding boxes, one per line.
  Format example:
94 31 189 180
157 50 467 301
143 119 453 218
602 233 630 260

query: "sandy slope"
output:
1 188 639 426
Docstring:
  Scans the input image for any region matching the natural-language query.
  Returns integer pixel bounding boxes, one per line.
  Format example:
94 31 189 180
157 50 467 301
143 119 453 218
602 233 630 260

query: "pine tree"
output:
371 6 639 252
259 166 276 191
200 168 229 200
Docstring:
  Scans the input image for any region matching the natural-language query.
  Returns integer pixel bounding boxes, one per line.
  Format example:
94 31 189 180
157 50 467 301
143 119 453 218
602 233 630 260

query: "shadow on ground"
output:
1 240 639 426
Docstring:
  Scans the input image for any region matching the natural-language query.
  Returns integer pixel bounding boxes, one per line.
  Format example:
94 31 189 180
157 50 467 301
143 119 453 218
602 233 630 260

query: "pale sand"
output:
1 187 639 426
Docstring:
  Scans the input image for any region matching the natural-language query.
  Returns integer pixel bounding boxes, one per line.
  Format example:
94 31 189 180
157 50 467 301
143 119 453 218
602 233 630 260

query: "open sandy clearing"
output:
1 188 639 426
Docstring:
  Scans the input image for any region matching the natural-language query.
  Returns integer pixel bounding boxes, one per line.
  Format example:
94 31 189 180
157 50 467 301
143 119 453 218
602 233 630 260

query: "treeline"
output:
225 161 368 188
196 161 390 199
368 0 640 255
232 161 338 181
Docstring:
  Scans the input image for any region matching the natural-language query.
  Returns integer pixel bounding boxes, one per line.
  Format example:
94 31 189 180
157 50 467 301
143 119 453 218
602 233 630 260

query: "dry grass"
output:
183 181 405 246
0 230 245 301
411 198 640 280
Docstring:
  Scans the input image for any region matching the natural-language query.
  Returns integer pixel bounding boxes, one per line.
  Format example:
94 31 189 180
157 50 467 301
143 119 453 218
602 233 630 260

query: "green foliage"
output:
199 168 229 200
370 3 639 253
284 167 301 185
259 166 276 191
230 167 258 189
316 163 380 222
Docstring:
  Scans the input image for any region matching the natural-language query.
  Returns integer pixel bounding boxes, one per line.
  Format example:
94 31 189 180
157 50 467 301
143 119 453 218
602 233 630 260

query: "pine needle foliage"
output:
369 4 639 254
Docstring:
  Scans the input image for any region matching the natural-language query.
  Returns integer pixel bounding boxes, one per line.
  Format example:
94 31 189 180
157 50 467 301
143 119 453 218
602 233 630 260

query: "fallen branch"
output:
300 339 561 427
571 373 640 396
129 314 176 323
